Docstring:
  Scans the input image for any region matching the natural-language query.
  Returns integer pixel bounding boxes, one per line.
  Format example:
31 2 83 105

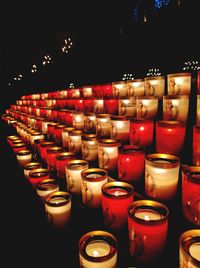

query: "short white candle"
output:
189 242 200 261
16 151 32 167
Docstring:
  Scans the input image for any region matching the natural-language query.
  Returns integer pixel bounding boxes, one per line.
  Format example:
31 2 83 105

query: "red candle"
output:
118 145 145 184
83 98 94 113
102 181 134 229
56 152 76 179
128 200 169 262
75 99 84 111
66 99 75 110
40 141 57 166
12 143 27 154
104 98 118 115
47 122 59 141
198 70 200 94
65 110 74 126
192 125 200 165
129 118 154 147
28 168 51 187
156 120 186 155
101 83 113 98
54 124 66 144
46 146 65 173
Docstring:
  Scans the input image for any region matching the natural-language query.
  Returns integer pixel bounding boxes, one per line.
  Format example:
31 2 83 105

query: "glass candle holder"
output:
83 98 94 113
129 118 154 147
145 153 180 201
75 99 84 111
93 98 105 114
12 143 27 154
79 230 118 268
82 134 98 163
128 200 169 262
136 96 158 119
65 159 89 195
44 191 72 229
56 152 76 179
83 113 96 134
81 168 108 208
102 181 134 229
83 87 93 98
98 139 121 175
167 72 192 95
182 166 200 226
144 76 165 98
156 120 186 155
61 127 75 149
72 112 84 130
118 145 145 184
28 168 51 187
36 178 59 200
40 141 57 166
7 135 20 146
96 114 111 139
46 146 65 173
24 162 42 179
110 115 130 145
193 125 200 165
104 98 118 115
127 79 145 97
163 95 189 123
47 122 59 141
112 81 128 97
118 97 136 117
196 95 200 125
68 130 83 156
30 131 45 147
16 150 32 167
179 229 200 267
54 124 66 144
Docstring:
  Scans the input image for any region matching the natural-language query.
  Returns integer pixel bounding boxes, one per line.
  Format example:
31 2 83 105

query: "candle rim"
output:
146 153 180 168
29 168 50 178
56 152 76 160
167 72 191 78
17 150 32 156
98 139 121 147
119 145 145 154
45 191 71 207
81 168 108 182
46 146 65 154
36 179 58 191
102 181 134 198
163 95 189 100
66 159 88 170
157 120 185 128
145 76 165 80
24 162 42 170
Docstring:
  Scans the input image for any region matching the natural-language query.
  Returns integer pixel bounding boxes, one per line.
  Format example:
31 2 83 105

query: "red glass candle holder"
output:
75 99 84 111
40 141 57 165
54 124 66 144
46 146 65 173
193 125 200 165
56 152 76 179
129 118 154 147
66 99 75 110
12 143 27 154
118 145 145 184
128 200 169 263
28 168 51 187
83 98 94 113
104 98 118 115
47 122 59 141
156 120 186 155
102 181 134 229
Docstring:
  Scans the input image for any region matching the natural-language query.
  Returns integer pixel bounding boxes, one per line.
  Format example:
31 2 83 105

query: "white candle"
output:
72 112 84 130
16 150 32 167
110 117 130 144
135 208 163 221
68 131 83 154
93 99 104 114
136 97 158 119
36 179 59 199
86 241 110 257
83 87 93 98
96 115 111 138
189 243 200 261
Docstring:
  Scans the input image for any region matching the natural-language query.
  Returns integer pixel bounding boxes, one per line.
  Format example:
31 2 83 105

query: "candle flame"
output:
167 128 172 132
93 250 100 257
144 215 150 221
139 126 144 131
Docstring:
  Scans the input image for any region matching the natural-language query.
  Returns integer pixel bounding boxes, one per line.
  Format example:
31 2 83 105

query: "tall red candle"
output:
104 98 118 115
47 122 59 141
40 141 57 166
83 98 94 113
28 168 51 187
46 146 65 173
56 152 76 179
54 124 66 144
192 125 200 165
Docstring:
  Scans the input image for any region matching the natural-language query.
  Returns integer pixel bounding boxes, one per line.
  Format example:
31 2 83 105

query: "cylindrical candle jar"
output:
83 98 94 113
65 160 89 195
197 95 200 125
118 145 145 184
156 121 186 155
98 139 121 175
136 96 159 119
102 181 134 229
110 116 130 145
16 150 32 167
179 229 200 268
54 124 66 144
79 230 118 268
104 98 118 115
30 131 45 148
167 72 192 95
68 130 83 156
46 146 65 173
193 125 200 165
83 87 93 98
28 168 51 187
145 153 180 201
182 166 200 226
47 122 59 141
36 179 59 200
7 135 20 146
82 134 98 163
56 152 76 179
40 141 57 166
96 114 111 139
81 168 108 208
144 76 165 98
83 113 96 134
93 98 105 114
72 111 84 130
44 191 72 228
127 79 144 97
24 162 42 179
118 97 136 117
112 81 128 97
61 127 75 149
128 200 169 262
163 95 189 123
12 143 27 154
129 118 154 147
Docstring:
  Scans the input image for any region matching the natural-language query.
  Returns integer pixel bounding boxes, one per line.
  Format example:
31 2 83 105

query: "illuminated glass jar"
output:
46 146 65 173
42 119 51 135
145 153 180 201
128 200 169 263
179 229 200 268
47 122 59 141
54 124 66 144
36 117 46 132
118 145 145 184
64 109 75 126
65 159 89 195
98 139 121 175
36 178 59 200
129 118 154 147
29 168 51 187
40 141 57 166
93 98 105 114
72 111 84 130
156 121 186 155
127 79 145 97
144 76 165 98
24 162 42 179
136 96 159 119
110 115 130 145
118 97 136 117
83 86 93 98
30 131 45 147
196 95 200 125
101 83 113 98
44 191 72 229
75 99 84 111
56 152 76 180
96 114 111 139
12 142 27 154
102 181 134 229
68 130 83 156
33 138 45 161
61 127 75 150
16 150 32 167
163 95 189 123
79 230 118 268
104 98 118 115
83 98 94 113
72 88 81 98
82 134 98 163
83 113 96 134
112 81 128 97
182 166 200 226
193 125 200 165
167 72 192 95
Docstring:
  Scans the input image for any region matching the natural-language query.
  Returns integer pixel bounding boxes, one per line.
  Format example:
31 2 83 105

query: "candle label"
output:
137 100 148 118
145 81 155 96
129 228 144 257
103 204 115 226
82 181 93 205
119 103 127 115
145 166 156 196
82 144 89 159
168 78 180 95
186 193 200 225
164 99 178 120
66 170 74 190
98 146 110 169
84 118 95 132
111 124 117 138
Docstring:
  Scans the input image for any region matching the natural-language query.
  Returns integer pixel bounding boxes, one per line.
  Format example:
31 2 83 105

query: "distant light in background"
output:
146 68 162 76
122 74 134 81
62 37 73 54
8 83 11 86
31 64 37 74
69 83 75 88
42 54 53 66
13 74 23 81
183 60 200 71
154 0 170 9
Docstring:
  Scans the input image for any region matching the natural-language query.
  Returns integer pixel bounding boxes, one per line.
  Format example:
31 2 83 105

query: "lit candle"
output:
144 76 165 98
75 99 84 111
81 168 108 208
93 99 105 114
83 98 94 113
16 150 32 167
36 179 59 200
128 200 169 262
136 96 158 119
179 229 200 267
23 162 42 179
112 81 128 97
145 153 180 201
83 87 93 98
96 114 111 139
46 146 65 173
68 130 83 157
127 79 144 97
47 122 59 141
54 124 66 144
193 125 200 165
40 141 57 166
79 230 118 268
104 98 118 115
83 113 96 134
61 127 75 149
82 134 98 163
167 72 191 95
72 112 84 130
110 116 130 145
102 181 134 229
56 152 76 179
44 191 72 229
28 168 50 187
118 97 136 116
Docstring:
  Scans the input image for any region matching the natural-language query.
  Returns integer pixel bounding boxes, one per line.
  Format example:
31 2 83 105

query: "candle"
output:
44 191 72 229
145 153 180 201
72 112 84 130
46 146 65 173
81 168 108 208
56 152 76 179
167 72 191 95
23 162 42 179
65 160 89 195
54 124 66 144
28 168 50 187
96 114 111 139
144 76 165 98
30 131 45 147
118 97 136 116
83 98 94 113
83 87 93 98
68 130 83 156
102 181 134 229
61 127 75 149
182 166 200 226
136 96 158 119
118 145 145 184
93 99 105 114
127 79 144 97
110 115 130 145
47 122 59 141
82 134 98 163
104 98 118 115
36 179 59 199
16 150 32 167
75 99 84 111
40 141 57 166
112 81 128 97
83 113 96 134
156 120 186 156
128 200 169 262
193 125 200 165
197 95 200 125
79 230 118 268
179 229 200 268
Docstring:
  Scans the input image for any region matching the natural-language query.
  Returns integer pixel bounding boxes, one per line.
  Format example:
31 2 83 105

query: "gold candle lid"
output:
56 152 76 161
66 159 88 170
146 153 180 168
81 168 108 182
44 191 71 206
98 139 121 147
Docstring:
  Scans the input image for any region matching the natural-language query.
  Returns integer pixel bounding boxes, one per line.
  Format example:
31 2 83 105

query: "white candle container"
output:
82 134 98 162
81 168 108 208
61 127 75 149
136 96 158 119
110 115 130 145
68 130 83 155
23 162 42 179
30 132 45 147
83 113 96 134
65 159 89 195
79 230 118 268
179 229 200 268
167 72 192 95
144 76 165 98
16 150 32 167
93 99 105 114
83 87 93 98
112 81 128 97
127 79 145 97
44 191 72 229
118 97 136 116
145 153 180 201
36 179 59 200
96 114 111 139
72 112 84 130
